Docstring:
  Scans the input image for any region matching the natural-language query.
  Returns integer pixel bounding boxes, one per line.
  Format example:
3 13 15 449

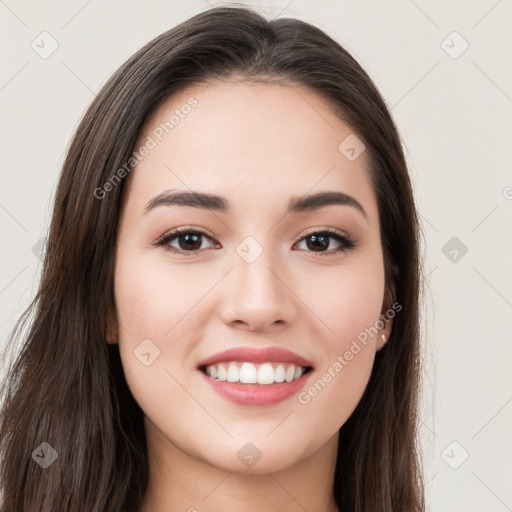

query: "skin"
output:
108 79 392 512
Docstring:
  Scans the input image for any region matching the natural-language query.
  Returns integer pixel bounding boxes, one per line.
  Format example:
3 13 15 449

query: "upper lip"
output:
197 346 314 369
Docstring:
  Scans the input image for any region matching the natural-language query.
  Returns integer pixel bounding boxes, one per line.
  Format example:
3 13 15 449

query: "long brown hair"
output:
0 6 424 511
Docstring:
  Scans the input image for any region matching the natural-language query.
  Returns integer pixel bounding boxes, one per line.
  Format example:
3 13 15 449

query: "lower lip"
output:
200 370 312 406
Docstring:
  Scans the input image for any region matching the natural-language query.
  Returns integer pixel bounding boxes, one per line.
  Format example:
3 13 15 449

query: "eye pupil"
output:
307 234 329 252
179 233 202 251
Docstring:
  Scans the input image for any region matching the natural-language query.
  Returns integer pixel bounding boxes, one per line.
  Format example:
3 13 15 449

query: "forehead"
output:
125 79 378 220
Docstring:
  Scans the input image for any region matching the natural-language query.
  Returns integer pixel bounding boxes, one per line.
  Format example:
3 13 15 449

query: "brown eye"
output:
174 232 203 251
154 229 216 254
154 228 357 256
295 230 357 255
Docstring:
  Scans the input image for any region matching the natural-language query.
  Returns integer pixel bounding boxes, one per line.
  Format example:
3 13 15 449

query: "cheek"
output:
113 251 224 405
296 257 384 408
112 252 197 391
114 253 212 340
303 256 385 347
113 254 210 429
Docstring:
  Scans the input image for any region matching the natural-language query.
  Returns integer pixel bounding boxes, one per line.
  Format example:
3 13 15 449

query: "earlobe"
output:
376 331 390 352
378 275 397 351
377 332 388 351
376 318 393 351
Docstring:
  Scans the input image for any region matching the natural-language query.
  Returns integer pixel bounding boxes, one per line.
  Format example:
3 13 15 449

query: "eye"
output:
153 227 218 254
153 227 358 256
294 229 358 256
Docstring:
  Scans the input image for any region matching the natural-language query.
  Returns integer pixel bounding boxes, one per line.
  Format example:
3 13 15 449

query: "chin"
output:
200 437 313 475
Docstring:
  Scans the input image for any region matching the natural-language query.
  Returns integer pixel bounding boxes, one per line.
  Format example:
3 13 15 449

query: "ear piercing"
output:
381 333 387 344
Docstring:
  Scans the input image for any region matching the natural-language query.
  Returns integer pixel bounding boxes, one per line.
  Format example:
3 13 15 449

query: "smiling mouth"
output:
199 361 313 385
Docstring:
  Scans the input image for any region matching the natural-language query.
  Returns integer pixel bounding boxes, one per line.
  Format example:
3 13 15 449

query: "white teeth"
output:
285 365 295 382
217 363 227 381
226 364 239 382
203 361 308 385
239 362 258 384
257 363 274 385
274 364 285 383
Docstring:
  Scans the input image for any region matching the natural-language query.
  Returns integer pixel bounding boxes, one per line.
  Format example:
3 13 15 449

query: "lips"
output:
197 346 314 368
197 346 314 406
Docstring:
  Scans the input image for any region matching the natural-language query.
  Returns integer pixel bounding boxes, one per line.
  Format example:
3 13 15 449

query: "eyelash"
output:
153 226 358 257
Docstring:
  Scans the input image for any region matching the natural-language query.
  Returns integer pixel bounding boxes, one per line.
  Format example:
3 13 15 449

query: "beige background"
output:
1 1 511 511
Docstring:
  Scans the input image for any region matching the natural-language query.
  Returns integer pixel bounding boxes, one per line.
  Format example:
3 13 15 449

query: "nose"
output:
220 248 297 332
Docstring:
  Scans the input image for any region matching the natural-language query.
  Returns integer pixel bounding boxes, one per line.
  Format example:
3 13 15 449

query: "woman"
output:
0 6 424 511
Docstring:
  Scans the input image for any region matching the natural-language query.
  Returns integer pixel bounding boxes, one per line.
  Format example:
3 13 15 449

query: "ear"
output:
105 307 119 344
376 273 397 351
376 317 392 351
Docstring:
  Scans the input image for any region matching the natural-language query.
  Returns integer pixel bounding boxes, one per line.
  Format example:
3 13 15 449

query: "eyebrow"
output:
143 189 367 219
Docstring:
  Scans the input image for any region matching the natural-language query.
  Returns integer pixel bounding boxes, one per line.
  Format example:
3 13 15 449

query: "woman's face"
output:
112 79 391 474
